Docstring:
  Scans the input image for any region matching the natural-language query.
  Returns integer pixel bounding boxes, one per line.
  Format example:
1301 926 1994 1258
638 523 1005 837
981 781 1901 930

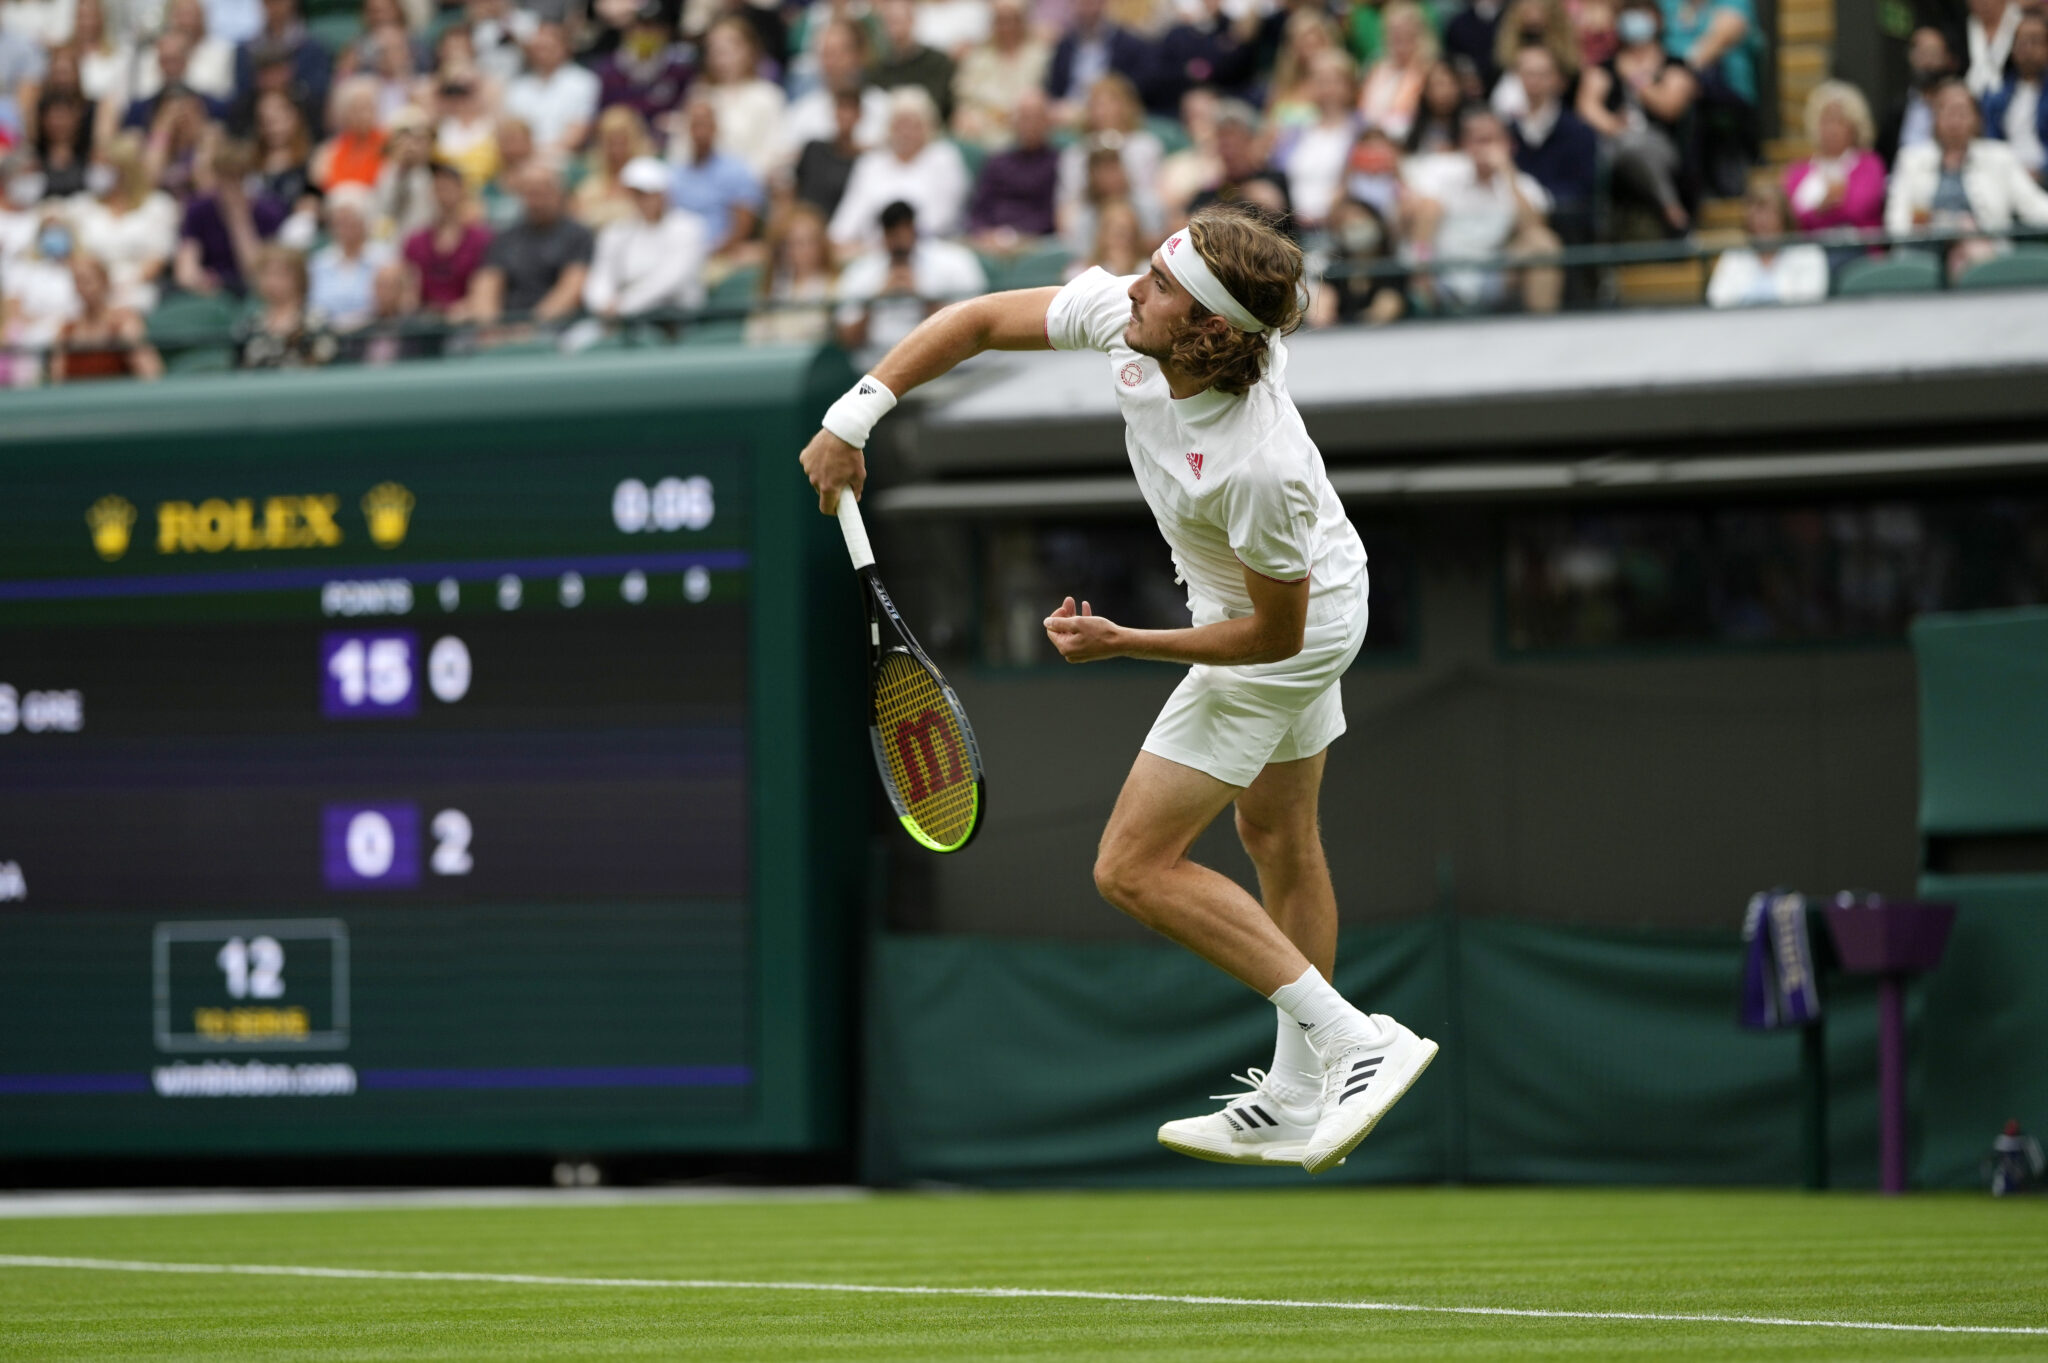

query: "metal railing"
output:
4 223 2045 384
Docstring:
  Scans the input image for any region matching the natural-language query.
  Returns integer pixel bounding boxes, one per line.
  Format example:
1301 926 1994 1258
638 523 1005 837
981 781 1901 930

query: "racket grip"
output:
835 493 876 570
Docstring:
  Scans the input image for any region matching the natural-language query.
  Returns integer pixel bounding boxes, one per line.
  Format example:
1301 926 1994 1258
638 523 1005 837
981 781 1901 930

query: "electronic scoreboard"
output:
0 349 864 1158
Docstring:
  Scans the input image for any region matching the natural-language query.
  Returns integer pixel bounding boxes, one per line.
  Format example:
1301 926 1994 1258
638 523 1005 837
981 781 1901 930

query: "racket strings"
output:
874 651 977 848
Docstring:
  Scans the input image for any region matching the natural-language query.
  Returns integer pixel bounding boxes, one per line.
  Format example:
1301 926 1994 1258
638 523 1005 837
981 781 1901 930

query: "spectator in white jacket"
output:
827 86 970 249
1886 78 2048 234
1707 183 1829 307
583 156 707 320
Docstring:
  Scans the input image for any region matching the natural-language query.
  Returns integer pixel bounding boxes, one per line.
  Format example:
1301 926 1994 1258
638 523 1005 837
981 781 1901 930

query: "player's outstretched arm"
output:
799 287 1060 513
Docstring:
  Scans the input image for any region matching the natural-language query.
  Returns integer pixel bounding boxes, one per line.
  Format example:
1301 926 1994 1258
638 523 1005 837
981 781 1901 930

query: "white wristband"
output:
821 375 898 450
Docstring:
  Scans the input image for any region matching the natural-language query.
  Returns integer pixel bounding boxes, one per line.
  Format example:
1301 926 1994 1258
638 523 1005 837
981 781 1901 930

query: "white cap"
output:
619 156 671 195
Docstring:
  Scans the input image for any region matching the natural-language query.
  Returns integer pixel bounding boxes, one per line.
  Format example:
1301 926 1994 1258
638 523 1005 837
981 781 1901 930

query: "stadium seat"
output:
706 266 761 315
1145 114 1191 155
148 293 240 369
1955 247 2048 291
949 138 987 181
1832 252 1941 297
682 318 747 347
985 240 1071 291
306 12 359 54
164 346 235 374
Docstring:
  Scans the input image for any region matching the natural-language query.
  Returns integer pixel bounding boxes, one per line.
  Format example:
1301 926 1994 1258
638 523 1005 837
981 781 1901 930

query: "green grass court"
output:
3 1187 2047 1360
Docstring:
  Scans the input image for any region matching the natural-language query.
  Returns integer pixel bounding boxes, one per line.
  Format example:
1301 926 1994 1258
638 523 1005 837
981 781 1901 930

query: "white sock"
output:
1268 966 1379 1057
1265 1006 1323 1109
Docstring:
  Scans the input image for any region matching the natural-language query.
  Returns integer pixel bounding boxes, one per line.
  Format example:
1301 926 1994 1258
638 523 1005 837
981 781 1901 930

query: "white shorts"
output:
1140 578 1369 789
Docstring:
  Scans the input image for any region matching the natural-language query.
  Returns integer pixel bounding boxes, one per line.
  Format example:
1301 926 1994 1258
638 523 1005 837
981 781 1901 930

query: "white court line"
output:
0 1187 870 1220
2 1254 2044 1337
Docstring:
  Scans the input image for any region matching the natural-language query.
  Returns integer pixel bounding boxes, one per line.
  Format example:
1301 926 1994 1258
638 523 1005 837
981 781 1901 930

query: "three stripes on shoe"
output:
1339 1055 1382 1105
1222 1104 1280 1132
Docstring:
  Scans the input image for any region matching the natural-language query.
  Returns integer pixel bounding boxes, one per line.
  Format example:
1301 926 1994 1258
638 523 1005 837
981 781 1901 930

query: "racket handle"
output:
835 493 876 571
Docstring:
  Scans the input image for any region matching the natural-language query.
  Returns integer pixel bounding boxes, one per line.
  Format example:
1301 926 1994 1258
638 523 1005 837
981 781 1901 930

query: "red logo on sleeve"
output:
1186 452 1204 479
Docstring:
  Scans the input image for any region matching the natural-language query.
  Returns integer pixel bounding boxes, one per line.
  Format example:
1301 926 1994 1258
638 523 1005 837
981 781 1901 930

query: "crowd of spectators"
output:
0 0 2044 383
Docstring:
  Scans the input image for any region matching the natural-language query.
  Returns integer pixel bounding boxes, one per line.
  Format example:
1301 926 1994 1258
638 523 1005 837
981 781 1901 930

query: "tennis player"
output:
798 202 1435 1174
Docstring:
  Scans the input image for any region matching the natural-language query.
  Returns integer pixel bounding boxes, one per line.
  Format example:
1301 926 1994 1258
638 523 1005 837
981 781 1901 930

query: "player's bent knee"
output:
1092 851 1153 917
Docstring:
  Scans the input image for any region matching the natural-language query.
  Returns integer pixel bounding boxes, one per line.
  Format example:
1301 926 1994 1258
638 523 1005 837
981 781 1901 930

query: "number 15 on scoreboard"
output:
321 630 472 719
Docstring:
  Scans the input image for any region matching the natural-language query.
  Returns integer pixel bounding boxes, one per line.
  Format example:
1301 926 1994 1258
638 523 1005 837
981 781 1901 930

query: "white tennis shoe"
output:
1300 1015 1438 1175
1157 1068 1322 1166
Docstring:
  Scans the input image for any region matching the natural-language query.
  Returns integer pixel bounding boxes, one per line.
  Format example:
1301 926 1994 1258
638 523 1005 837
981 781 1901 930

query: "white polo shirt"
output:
1045 267 1367 629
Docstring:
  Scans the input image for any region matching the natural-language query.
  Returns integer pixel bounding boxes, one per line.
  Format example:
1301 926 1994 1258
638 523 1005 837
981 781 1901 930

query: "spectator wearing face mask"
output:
1705 182 1827 308
833 198 985 350
1310 195 1405 326
1403 104 1562 313
0 153 42 256
2 212 83 382
1878 27 1956 167
582 155 706 321
1982 12 2048 183
1577 0 1697 234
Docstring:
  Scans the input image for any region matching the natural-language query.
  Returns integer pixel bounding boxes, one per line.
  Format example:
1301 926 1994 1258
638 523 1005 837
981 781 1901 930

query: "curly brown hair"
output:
1169 202 1305 397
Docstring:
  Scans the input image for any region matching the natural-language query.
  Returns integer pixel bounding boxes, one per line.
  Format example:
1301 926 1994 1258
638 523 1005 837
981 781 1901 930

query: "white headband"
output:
1158 228 1273 334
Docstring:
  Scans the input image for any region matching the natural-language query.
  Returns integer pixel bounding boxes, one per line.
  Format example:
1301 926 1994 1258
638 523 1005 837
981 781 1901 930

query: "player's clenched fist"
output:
1043 596 1124 663
799 429 865 514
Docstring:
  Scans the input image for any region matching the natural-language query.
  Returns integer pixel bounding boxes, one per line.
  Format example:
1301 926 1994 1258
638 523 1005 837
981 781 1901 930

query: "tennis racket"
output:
836 496 985 854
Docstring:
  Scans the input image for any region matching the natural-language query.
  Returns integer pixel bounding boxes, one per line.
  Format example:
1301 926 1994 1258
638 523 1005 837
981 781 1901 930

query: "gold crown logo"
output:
361 482 415 549
85 495 137 561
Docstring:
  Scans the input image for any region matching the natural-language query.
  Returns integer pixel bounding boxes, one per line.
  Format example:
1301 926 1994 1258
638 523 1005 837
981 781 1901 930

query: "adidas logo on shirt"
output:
1186 452 1204 479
